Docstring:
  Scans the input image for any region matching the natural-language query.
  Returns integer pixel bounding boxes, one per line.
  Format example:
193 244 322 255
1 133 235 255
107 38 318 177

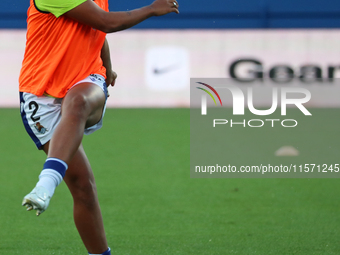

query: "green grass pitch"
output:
0 108 340 254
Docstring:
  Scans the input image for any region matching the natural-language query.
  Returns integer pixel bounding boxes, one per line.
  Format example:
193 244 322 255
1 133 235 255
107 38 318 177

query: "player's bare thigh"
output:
62 82 106 128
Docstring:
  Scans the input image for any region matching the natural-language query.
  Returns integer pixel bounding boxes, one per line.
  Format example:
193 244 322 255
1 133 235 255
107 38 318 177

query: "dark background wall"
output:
2 0 340 29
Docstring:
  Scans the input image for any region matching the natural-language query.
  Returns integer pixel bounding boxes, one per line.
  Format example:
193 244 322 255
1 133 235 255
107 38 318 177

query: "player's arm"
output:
101 38 117 87
64 0 179 33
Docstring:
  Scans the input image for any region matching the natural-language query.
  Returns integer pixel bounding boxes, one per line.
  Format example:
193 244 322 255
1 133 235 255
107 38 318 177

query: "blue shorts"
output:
20 74 108 150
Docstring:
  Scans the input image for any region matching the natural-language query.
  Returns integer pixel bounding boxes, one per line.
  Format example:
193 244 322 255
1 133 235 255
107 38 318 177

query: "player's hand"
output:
150 0 179 16
106 70 117 87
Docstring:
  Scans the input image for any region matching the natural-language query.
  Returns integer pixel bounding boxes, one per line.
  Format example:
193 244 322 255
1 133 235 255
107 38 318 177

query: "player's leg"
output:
21 79 111 254
22 80 107 214
43 141 110 255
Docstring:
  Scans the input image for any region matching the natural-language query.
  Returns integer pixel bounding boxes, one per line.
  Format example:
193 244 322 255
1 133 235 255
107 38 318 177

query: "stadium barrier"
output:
1 29 340 108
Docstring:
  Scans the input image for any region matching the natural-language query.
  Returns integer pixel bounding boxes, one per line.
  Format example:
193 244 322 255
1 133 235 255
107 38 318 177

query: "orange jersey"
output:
19 0 108 98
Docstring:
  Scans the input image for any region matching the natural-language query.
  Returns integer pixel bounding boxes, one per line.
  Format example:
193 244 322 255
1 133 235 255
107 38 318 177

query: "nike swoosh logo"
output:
153 64 180 75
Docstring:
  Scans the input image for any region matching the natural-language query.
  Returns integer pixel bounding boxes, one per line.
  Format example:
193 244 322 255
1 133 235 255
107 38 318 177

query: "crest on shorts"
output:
34 122 48 134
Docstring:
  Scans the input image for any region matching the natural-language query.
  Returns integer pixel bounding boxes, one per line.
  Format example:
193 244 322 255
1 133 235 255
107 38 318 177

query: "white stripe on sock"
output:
46 157 68 170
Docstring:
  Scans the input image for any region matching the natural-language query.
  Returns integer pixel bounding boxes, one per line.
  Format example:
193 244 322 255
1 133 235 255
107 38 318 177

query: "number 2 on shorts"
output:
29 101 40 122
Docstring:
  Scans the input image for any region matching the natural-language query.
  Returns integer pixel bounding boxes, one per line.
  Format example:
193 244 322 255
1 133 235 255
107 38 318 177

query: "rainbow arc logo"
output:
196 82 223 106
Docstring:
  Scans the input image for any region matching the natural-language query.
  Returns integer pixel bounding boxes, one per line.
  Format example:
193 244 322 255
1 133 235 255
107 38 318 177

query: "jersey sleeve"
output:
35 0 87 18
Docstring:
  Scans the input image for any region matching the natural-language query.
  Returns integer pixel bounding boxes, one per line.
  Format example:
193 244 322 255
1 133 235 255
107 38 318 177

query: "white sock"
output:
36 169 63 196
35 158 68 196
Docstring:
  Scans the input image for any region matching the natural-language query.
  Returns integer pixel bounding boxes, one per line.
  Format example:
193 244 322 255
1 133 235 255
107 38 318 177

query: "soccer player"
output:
19 0 179 254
